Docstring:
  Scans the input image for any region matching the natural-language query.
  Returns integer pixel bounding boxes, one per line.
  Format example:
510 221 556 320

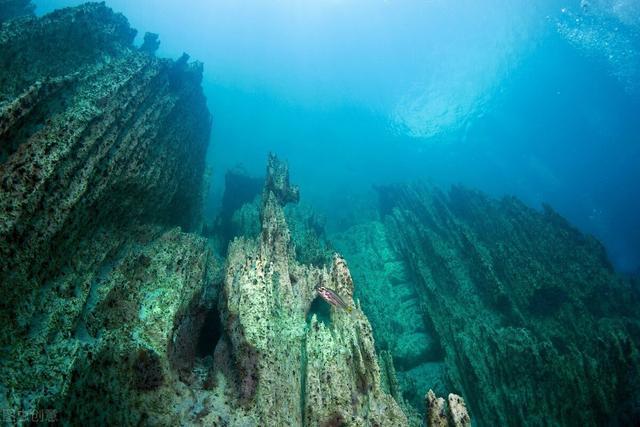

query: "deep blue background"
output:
35 0 640 271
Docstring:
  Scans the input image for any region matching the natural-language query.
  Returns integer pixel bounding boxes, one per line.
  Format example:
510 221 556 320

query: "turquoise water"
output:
1 1 638 425
35 0 640 272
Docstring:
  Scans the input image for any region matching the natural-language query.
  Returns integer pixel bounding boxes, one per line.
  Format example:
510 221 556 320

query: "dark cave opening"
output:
196 306 223 358
169 303 223 383
306 296 332 326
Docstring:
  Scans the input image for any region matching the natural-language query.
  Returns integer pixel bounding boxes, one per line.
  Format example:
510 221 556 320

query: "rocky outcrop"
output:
285 203 333 267
0 2 211 345
372 183 640 426
139 32 160 55
207 167 263 248
49 228 219 424
207 166 332 266
425 390 471 427
219 154 408 425
0 5 437 422
0 3 212 422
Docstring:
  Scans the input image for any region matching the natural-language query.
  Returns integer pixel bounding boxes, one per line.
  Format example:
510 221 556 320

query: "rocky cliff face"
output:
2 3 634 426
335 183 640 426
5 2 640 426
0 5 456 421
0 2 213 422
0 1 211 343
0 5 420 424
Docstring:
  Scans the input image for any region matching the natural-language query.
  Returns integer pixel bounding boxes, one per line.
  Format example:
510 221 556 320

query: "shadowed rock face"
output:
373 183 640 426
0 3 211 347
0 3 213 421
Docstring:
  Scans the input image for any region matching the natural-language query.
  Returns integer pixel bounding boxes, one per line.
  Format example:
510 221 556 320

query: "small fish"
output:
315 284 353 313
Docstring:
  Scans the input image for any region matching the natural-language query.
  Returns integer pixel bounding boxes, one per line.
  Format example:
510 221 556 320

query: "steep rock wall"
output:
375 183 640 426
332 220 448 413
0 3 213 421
0 3 211 346
0 4 475 425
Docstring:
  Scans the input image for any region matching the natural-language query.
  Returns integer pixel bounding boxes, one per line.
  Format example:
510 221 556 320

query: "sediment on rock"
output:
0 2 211 346
0 3 212 421
375 183 640 426
219 153 409 425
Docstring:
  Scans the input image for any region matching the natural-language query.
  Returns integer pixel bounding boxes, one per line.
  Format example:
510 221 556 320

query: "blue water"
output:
35 0 640 272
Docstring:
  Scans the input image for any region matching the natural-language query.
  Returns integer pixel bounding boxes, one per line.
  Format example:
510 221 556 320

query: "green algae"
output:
333 183 640 425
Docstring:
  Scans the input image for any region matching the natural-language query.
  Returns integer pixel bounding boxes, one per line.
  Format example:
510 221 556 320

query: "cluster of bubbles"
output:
393 0 640 140
556 0 640 96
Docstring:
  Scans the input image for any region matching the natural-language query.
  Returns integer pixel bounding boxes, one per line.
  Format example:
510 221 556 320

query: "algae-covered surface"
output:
1 1 639 426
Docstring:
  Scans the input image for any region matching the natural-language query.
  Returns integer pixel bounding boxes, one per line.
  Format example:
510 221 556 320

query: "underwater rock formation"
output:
284 203 333 267
208 166 333 267
139 32 160 55
332 220 448 412
0 1 210 340
53 227 219 424
219 153 408 425
207 167 264 247
0 2 212 422
341 182 640 425
425 390 470 427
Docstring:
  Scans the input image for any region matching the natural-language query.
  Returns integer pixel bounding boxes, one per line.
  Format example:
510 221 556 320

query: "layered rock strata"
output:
339 183 640 426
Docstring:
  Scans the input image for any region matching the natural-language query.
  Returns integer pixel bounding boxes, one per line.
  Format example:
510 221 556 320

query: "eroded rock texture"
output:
219 153 408 425
425 390 471 427
0 2 210 342
0 3 213 422
359 183 640 426
332 219 448 410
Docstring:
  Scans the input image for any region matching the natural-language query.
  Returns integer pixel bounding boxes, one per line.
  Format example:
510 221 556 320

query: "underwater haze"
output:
35 0 640 272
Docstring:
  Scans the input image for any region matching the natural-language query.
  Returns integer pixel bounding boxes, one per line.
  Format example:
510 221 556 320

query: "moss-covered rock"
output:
0 3 213 422
218 154 409 425
375 183 640 426
0 2 211 347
